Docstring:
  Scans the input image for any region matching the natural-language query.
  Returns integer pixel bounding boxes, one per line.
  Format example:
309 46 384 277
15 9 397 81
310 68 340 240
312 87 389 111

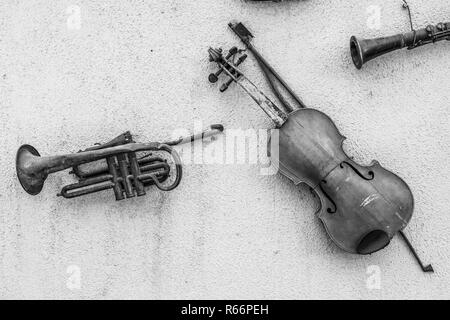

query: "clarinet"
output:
351 22 450 69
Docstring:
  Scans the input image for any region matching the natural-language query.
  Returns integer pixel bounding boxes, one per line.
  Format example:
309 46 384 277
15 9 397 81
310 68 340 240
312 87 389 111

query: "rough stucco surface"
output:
0 0 449 299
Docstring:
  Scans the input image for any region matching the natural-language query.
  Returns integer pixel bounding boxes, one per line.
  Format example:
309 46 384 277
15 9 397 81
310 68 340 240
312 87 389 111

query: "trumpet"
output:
350 2 449 69
16 125 224 200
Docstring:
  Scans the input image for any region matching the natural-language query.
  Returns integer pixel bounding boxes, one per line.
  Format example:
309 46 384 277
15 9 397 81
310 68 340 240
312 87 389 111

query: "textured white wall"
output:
0 0 449 299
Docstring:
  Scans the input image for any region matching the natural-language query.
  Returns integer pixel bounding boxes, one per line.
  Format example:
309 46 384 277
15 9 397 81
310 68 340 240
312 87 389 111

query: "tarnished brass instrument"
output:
208 22 433 272
16 125 223 200
351 1 449 69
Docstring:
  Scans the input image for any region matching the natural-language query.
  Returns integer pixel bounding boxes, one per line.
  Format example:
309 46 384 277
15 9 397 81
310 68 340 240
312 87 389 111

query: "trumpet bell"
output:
16 144 47 195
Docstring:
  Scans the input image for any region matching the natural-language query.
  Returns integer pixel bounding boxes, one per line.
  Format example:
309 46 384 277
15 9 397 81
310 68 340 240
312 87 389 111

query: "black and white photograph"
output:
0 0 449 304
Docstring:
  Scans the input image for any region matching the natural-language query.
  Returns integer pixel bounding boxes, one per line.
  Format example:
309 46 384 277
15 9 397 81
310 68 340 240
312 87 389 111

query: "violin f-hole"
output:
340 161 374 181
319 180 337 214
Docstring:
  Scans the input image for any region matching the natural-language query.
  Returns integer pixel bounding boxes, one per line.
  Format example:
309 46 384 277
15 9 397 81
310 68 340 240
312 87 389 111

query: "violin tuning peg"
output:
228 46 238 56
220 74 238 92
237 54 248 64
218 52 248 92
208 72 219 83
220 81 232 92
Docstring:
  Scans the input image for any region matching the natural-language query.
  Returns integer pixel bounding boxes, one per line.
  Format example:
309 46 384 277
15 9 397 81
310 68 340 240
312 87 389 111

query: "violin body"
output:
271 109 414 254
209 25 432 269
208 45 415 256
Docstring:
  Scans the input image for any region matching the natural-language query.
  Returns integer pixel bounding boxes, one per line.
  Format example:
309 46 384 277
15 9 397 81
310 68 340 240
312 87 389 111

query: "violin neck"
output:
225 66 288 127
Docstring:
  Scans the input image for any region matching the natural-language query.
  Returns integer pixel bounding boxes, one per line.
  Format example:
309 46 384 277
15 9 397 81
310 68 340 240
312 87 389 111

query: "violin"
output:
208 22 433 272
